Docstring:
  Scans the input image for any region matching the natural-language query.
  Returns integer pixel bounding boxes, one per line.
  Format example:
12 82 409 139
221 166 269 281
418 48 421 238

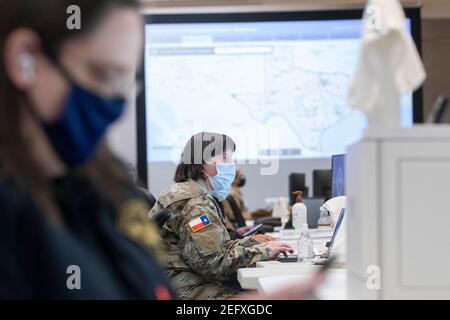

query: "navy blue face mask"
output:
43 83 125 166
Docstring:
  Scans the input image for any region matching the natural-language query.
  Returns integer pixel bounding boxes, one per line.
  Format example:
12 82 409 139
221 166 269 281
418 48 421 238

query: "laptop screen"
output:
325 208 346 257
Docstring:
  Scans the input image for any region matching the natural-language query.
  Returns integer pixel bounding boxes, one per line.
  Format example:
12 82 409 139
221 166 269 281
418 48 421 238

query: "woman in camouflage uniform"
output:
150 132 293 300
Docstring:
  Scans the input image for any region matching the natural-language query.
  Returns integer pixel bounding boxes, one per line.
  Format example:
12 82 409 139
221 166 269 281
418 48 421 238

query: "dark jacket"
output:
0 170 174 299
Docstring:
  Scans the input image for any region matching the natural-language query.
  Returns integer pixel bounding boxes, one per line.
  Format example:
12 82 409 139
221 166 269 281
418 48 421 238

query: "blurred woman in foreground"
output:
0 0 173 299
0 0 323 299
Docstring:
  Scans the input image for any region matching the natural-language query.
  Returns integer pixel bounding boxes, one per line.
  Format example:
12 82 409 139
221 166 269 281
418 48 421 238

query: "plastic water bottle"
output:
297 223 313 263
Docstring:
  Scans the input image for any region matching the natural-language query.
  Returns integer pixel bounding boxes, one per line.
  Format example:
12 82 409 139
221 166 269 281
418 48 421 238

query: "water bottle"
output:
297 223 313 263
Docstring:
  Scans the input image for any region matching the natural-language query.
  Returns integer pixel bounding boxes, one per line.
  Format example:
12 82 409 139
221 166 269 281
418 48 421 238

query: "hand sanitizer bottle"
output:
292 191 307 230
297 223 313 264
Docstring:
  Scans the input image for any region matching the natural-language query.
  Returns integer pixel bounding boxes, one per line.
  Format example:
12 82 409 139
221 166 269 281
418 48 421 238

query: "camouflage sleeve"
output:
233 236 260 247
180 202 272 281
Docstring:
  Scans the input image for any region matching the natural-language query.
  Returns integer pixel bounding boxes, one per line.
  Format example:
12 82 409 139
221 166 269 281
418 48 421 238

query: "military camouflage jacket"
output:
149 179 271 300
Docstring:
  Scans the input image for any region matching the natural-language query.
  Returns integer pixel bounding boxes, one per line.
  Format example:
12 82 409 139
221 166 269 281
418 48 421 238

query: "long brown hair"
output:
0 0 139 220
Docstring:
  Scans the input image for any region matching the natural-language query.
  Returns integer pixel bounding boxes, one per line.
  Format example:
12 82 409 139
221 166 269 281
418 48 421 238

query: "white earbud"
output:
18 52 36 84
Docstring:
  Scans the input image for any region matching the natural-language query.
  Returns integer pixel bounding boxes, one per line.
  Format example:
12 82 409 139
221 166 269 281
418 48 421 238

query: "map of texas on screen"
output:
144 19 413 162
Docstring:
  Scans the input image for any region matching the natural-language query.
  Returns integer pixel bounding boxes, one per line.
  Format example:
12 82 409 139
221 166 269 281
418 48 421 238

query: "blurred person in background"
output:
222 168 275 242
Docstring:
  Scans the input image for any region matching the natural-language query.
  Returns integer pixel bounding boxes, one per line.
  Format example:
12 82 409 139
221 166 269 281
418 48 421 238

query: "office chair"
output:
253 216 282 233
225 195 247 228
137 188 169 229
255 216 282 227
152 208 172 229
137 187 157 209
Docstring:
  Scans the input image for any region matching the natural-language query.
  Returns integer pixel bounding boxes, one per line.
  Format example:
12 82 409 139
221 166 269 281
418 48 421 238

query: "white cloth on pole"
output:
348 0 426 118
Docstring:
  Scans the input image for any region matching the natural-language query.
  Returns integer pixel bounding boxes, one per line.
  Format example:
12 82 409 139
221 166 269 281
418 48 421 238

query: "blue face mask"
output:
207 162 236 201
43 84 125 166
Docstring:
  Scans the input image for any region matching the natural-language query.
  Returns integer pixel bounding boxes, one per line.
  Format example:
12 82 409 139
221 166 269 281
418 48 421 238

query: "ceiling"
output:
139 0 450 18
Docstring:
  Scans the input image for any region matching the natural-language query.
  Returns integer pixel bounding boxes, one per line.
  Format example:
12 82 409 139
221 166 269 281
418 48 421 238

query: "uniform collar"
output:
195 178 212 194
194 179 225 221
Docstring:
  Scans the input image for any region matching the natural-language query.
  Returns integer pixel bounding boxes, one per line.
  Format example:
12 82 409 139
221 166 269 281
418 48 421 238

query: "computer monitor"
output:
303 197 325 229
136 9 423 187
331 154 346 198
313 170 331 201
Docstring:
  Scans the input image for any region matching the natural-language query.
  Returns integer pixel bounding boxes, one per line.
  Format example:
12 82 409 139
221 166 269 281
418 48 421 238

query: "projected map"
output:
144 20 413 162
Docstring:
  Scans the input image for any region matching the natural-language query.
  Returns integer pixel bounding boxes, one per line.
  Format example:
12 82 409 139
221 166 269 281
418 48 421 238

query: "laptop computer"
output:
278 208 345 263
322 208 345 258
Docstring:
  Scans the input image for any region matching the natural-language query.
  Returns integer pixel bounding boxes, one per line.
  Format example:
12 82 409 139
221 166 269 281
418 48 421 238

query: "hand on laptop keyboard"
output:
266 241 294 259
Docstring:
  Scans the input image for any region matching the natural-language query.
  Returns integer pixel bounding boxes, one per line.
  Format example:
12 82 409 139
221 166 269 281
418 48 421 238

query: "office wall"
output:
140 0 450 18
422 18 450 121
106 1 450 209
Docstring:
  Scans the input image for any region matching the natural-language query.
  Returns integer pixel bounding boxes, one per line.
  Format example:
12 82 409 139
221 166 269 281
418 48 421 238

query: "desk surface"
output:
257 270 347 300
238 264 321 290
237 228 342 298
238 261 347 299
267 228 334 240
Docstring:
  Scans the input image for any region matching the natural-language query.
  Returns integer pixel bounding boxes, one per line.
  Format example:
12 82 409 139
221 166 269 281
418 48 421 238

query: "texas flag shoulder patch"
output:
189 214 211 232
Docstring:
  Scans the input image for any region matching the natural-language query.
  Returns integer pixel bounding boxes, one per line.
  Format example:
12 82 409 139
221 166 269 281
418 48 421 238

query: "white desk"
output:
237 228 341 296
257 269 347 300
238 264 321 290
238 263 347 299
347 126 450 299
256 260 288 268
268 228 334 241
